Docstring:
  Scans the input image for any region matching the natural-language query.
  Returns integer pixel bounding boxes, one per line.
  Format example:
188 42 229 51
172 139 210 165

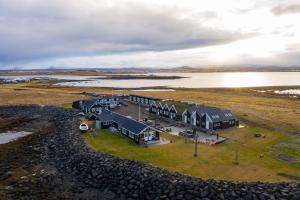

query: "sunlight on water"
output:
222 73 265 87
2 72 300 88
0 131 32 144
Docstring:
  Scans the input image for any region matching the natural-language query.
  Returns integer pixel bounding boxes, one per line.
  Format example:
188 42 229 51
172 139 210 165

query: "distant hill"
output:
0 65 300 75
157 66 300 73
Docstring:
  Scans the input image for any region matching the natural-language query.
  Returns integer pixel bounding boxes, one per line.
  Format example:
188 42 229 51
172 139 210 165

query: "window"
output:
103 121 111 125
211 115 220 119
129 132 134 139
225 113 233 117
214 123 220 127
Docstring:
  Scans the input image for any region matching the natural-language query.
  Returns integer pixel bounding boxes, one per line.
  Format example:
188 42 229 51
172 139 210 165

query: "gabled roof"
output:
220 110 236 121
97 110 149 134
187 105 237 122
169 105 177 113
82 99 97 108
79 96 119 109
163 104 170 111
129 94 160 101
150 102 157 107
72 100 81 109
157 102 163 109
98 95 118 100
160 100 186 114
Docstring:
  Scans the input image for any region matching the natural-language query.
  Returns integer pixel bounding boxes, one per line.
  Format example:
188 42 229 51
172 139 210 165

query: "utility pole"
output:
138 103 141 121
194 129 198 157
185 122 188 143
234 144 239 165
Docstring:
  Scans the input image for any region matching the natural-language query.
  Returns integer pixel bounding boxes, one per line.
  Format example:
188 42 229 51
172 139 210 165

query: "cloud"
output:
0 0 245 65
271 4 300 15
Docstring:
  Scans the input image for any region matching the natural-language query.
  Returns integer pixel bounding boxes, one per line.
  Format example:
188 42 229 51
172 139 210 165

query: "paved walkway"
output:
195 132 227 144
163 126 227 144
145 138 170 146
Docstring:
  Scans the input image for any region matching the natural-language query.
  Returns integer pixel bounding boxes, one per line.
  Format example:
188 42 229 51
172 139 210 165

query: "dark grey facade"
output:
182 105 239 130
96 109 160 143
149 102 178 120
72 96 120 113
129 95 159 106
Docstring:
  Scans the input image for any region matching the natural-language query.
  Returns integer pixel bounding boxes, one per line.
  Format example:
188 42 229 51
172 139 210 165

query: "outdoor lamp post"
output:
194 129 198 157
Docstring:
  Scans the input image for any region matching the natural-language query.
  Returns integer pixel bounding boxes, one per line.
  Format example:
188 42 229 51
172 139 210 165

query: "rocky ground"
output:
0 106 299 200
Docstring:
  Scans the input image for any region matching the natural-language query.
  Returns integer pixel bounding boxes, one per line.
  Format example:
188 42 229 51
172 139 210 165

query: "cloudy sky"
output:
0 0 300 69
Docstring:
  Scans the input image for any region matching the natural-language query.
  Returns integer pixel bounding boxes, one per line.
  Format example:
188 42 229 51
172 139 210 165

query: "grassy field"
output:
1 81 300 182
84 127 300 182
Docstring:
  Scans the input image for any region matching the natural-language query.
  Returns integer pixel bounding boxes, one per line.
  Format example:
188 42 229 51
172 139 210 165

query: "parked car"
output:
179 130 194 137
79 123 89 133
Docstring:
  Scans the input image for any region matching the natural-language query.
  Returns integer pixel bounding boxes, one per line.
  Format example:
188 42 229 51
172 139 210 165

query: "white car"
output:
79 123 89 133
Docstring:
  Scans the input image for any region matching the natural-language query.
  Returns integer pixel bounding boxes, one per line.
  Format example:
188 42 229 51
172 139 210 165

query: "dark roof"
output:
150 102 157 107
157 102 163 109
78 96 118 109
97 110 148 134
97 109 114 121
163 104 170 111
169 105 177 113
160 100 187 114
187 105 236 122
87 113 97 120
129 94 160 101
83 99 96 108
72 100 81 109
98 95 118 99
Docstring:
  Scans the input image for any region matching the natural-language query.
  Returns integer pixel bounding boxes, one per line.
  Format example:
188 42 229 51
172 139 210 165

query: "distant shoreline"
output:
0 66 300 76
89 75 186 80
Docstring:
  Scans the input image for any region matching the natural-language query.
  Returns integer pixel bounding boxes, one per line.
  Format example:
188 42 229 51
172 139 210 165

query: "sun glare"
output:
222 72 265 87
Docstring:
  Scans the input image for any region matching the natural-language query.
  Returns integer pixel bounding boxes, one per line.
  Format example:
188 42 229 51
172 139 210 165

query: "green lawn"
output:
62 103 72 109
83 126 300 182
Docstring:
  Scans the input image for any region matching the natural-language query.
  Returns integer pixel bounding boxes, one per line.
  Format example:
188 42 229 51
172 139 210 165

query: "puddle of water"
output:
274 89 300 95
0 131 33 144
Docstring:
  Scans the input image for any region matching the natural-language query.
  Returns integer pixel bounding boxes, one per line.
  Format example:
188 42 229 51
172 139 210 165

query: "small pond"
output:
0 131 33 144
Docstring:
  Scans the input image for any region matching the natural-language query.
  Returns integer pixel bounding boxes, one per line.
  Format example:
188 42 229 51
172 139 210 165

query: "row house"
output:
72 95 120 113
149 102 178 120
96 109 160 144
129 95 159 106
182 105 239 130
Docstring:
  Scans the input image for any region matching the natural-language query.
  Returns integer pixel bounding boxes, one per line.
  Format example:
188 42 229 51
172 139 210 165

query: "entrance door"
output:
206 121 210 129
192 117 196 126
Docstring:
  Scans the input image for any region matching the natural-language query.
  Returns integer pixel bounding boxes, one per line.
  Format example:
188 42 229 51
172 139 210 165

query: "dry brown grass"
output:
132 89 300 135
1 82 299 135
0 81 114 106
